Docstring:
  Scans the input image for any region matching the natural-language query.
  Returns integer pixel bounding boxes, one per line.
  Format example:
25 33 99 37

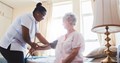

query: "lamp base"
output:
101 56 117 63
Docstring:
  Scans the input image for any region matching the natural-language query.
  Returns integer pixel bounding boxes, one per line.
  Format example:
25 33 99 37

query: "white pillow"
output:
86 46 117 59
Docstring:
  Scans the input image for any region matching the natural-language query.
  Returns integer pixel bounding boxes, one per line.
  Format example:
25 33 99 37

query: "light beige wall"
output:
0 2 13 39
52 0 70 3
13 4 36 20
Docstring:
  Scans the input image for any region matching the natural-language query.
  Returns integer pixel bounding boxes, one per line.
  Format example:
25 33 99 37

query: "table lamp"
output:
91 0 120 63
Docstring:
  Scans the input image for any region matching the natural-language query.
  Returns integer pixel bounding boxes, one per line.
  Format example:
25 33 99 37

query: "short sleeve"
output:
21 15 32 30
72 33 84 49
36 24 39 33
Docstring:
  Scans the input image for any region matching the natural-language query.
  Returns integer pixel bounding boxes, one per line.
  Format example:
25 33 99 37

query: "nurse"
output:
0 2 49 63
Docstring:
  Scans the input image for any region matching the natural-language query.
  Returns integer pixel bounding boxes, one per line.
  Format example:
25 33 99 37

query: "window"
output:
80 0 100 56
48 1 72 42
43 1 73 56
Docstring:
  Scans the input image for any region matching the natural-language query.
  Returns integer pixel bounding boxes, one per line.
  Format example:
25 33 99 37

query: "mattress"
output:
26 56 55 63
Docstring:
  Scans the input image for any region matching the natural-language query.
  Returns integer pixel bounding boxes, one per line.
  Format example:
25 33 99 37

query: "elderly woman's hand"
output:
62 60 66 63
29 48 36 56
30 42 39 50
36 44 50 50
62 60 70 63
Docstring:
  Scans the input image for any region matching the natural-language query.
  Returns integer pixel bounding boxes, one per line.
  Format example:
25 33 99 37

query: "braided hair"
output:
33 2 47 16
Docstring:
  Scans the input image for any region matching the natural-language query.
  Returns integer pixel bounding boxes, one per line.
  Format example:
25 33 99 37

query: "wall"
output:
0 2 13 39
13 4 36 20
52 0 70 3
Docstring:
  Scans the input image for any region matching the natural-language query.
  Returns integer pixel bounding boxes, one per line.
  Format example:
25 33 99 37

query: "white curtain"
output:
34 1 53 56
72 0 81 32
98 34 116 46
38 1 53 38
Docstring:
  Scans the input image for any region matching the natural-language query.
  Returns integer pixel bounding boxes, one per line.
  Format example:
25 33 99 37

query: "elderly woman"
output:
54 13 85 63
38 13 85 63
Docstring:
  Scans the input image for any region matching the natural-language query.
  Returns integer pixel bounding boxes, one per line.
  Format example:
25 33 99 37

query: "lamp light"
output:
92 0 120 63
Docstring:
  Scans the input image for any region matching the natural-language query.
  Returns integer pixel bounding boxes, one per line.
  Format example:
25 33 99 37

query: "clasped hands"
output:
29 42 49 55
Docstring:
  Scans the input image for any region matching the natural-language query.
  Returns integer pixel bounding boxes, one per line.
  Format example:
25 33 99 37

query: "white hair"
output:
63 13 76 26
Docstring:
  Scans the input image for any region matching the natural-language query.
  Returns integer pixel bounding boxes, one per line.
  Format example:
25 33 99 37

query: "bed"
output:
26 56 117 63
25 45 118 63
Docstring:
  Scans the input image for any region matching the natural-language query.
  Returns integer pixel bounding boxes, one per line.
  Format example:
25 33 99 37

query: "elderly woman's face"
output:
63 19 71 29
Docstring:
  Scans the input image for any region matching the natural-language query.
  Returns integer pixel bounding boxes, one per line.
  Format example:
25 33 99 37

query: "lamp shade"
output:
92 0 120 33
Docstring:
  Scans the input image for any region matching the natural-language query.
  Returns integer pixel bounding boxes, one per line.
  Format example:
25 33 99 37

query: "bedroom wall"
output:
12 4 35 20
52 0 70 3
0 2 13 39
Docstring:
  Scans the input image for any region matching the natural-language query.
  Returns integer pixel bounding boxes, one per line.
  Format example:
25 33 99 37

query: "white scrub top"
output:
55 31 85 63
0 13 38 53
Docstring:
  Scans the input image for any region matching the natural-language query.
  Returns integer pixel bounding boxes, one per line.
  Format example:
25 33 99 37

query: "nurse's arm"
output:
62 47 80 63
36 45 51 50
36 33 49 45
22 25 38 49
36 40 58 50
